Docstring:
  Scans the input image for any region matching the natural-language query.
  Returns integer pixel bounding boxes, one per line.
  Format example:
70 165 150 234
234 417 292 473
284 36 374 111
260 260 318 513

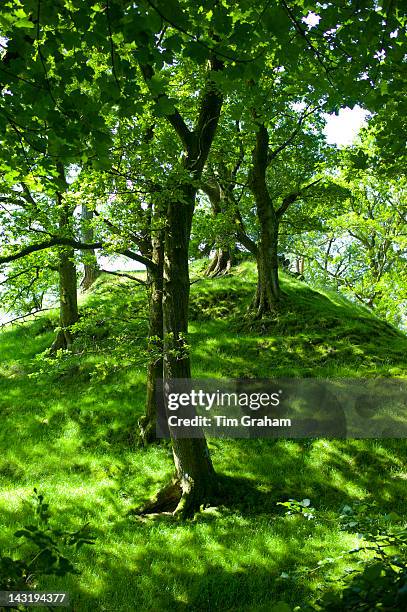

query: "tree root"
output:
49 329 74 354
203 249 233 277
128 476 219 519
128 479 182 516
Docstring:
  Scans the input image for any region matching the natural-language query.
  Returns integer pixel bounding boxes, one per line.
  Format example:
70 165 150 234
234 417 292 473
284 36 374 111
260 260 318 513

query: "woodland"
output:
0 1 406 610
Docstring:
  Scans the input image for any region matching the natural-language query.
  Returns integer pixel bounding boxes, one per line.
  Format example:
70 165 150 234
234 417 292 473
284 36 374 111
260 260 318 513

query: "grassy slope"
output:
0 263 406 611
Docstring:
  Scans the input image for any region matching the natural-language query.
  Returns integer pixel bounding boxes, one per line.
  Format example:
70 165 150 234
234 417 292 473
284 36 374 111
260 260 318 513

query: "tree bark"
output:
296 256 304 275
80 205 100 290
204 247 234 277
51 246 79 352
163 185 217 515
252 217 280 317
138 235 164 445
201 180 235 277
249 124 281 317
50 176 79 352
136 55 223 516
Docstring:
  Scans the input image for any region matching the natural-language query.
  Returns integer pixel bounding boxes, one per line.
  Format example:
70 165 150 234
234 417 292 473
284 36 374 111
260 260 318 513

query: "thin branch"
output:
139 62 192 151
93 210 151 255
0 266 41 286
276 177 323 218
267 104 320 164
145 0 260 64
36 0 57 106
1 307 55 328
281 0 335 86
100 269 147 285
230 120 245 183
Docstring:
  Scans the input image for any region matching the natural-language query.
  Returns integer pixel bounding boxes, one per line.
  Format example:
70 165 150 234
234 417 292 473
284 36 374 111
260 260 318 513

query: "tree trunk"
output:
81 262 100 291
80 205 100 290
51 247 79 352
163 187 217 516
138 236 164 445
51 182 79 352
135 58 223 516
249 124 281 317
204 247 234 277
251 211 280 317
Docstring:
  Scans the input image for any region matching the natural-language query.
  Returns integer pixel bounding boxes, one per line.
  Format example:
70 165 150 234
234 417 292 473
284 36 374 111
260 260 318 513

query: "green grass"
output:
0 263 406 610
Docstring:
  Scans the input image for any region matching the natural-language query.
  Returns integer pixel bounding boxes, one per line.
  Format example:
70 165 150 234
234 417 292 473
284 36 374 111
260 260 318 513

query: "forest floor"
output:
0 262 406 611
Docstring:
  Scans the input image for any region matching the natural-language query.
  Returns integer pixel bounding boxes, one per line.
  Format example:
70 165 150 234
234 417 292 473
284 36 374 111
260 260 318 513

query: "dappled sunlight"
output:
0 265 405 610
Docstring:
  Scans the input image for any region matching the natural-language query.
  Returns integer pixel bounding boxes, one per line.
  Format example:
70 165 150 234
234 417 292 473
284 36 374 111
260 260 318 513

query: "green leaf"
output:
14 18 35 29
184 41 209 64
270 602 292 612
154 96 176 117
155 0 189 29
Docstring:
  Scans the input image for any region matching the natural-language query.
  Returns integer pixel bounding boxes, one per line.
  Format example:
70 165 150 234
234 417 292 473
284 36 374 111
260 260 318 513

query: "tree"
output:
0 164 80 350
294 169 406 326
1 0 405 514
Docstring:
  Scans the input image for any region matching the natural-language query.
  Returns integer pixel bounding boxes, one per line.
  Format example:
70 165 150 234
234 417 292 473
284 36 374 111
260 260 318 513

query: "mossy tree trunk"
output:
204 247 234 277
201 181 235 277
252 216 281 317
163 184 217 514
249 123 311 318
249 124 282 317
137 55 223 515
139 234 164 445
80 204 100 290
51 246 79 352
51 173 79 352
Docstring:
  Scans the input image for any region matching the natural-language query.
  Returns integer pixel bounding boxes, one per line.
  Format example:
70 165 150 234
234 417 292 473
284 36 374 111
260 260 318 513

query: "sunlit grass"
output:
0 263 406 610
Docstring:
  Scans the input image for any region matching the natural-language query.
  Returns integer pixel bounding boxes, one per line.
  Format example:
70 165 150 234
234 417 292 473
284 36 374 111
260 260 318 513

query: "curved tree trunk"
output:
138 236 164 445
249 124 281 318
135 56 223 516
81 262 100 291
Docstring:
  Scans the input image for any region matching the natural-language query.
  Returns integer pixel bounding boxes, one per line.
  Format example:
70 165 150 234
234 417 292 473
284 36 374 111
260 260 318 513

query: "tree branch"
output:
190 56 224 175
100 269 147 285
276 177 323 218
0 238 156 270
1 307 55 328
250 123 275 220
267 104 320 165
281 0 335 86
138 62 192 151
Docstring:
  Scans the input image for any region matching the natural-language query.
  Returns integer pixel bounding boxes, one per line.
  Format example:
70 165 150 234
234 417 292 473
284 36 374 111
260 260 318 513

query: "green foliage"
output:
277 498 315 521
313 502 407 611
291 166 406 328
29 273 150 382
0 489 94 592
0 2 406 608
318 560 407 611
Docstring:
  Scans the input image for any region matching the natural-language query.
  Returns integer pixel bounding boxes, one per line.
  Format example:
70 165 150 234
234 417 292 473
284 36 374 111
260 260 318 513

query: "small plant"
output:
277 498 316 520
0 489 95 592
313 502 407 611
